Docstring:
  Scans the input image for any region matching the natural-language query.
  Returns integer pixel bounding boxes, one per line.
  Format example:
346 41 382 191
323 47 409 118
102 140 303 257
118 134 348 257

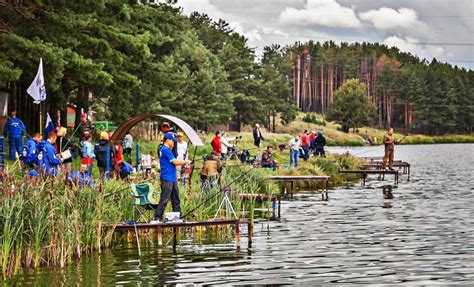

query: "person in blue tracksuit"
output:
68 163 94 187
21 133 42 169
3 110 26 160
40 132 62 176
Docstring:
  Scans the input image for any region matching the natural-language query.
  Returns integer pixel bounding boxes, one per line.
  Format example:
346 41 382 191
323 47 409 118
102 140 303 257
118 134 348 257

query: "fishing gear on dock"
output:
180 164 259 219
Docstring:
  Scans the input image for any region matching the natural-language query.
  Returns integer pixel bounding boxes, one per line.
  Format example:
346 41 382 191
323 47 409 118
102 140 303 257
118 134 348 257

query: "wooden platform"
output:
361 162 410 180
104 219 252 249
267 175 330 200
339 169 399 186
239 194 282 218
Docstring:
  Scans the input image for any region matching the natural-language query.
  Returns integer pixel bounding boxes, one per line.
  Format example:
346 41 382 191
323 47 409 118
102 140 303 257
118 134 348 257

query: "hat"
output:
164 132 177 141
255 123 260 127
317 131 323 136
177 132 184 137
100 131 109 140
311 130 316 134
215 130 222 135
28 169 38 177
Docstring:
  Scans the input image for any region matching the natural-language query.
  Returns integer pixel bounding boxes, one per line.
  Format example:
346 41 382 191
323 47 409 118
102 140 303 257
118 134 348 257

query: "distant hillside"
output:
287 41 474 134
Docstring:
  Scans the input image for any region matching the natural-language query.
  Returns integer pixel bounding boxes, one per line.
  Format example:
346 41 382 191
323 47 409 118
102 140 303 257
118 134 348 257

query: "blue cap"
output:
317 131 323 136
28 169 38 177
164 132 177 141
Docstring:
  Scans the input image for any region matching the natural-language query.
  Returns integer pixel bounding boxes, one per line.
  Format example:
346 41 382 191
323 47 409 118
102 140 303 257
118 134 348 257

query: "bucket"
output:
164 212 182 223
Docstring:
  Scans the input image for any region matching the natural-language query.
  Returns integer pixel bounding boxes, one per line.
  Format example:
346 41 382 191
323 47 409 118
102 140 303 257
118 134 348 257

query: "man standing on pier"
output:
382 127 395 171
151 132 192 224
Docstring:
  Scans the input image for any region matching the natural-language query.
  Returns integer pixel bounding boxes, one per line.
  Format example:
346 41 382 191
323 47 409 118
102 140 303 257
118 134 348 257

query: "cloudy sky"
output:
174 0 473 70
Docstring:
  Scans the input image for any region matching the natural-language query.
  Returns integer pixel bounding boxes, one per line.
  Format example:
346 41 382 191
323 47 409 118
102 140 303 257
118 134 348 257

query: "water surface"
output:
9 144 474 285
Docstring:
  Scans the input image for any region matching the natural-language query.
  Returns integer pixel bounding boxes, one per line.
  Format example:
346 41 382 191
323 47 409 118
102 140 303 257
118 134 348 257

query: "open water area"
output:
6 144 474 285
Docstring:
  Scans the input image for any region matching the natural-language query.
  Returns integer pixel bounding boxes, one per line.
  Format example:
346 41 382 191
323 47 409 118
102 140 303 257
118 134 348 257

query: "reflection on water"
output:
8 144 474 285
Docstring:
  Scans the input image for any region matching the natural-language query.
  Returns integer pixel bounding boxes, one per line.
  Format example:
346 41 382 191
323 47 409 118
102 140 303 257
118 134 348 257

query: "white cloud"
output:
359 7 427 32
383 36 445 60
176 0 262 47
279 0 362 28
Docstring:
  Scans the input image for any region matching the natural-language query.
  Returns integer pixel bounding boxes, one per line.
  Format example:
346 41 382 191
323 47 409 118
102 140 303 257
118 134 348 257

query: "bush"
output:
302 113 326 126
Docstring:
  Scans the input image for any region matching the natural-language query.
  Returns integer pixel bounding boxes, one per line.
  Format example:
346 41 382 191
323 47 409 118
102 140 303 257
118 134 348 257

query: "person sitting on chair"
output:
200 152 223 193
260 146 278 170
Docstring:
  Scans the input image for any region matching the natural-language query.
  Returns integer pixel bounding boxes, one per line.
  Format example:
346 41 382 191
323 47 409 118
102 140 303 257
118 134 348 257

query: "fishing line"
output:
180 165 259 219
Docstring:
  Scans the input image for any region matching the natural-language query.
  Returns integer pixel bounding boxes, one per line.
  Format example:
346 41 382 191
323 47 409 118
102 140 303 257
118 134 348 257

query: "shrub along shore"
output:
2 114 472 278
0 144 364 278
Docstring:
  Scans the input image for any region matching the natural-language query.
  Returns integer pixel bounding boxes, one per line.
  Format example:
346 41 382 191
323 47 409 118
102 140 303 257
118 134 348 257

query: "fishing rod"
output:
180 164 259 219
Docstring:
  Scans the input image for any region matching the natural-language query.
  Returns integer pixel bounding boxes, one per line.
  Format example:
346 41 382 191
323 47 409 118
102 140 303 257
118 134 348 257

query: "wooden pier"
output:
361 162 410 180
104 219 252 249
339 169 399 186
267 175 330 200
239 193 282 218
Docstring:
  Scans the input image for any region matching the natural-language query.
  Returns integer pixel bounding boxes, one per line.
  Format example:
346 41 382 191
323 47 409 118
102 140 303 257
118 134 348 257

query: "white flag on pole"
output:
27 58 47 104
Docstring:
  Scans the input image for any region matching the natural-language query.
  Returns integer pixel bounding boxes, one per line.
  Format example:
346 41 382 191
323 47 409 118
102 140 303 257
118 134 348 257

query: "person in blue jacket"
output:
21 133 42 169
68 163 94 187
40 131 62 176
3 110 26 160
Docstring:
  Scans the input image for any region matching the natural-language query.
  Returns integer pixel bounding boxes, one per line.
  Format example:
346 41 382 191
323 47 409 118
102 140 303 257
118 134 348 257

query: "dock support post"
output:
278 197 281 218
235 222 241 249
157 226 163 247
290 181 294 199
247 221 252 248
172 227 178 249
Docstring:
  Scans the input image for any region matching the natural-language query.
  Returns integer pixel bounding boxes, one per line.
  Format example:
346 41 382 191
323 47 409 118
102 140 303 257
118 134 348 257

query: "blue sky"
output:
175 0 473 70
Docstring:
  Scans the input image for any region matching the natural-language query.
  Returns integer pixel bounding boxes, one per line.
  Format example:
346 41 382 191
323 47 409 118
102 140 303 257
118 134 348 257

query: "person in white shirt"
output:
220 131 236 160
288 135 301 168
123 132 133 162
176 132 189 184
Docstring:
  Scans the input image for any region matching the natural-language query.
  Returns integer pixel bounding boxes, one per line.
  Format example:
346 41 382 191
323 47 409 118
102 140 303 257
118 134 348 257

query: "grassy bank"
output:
0 163 276 278
269 113 474 146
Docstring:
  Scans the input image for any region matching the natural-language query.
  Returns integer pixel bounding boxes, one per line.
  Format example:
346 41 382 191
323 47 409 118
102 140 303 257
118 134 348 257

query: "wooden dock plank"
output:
267 175 330 200
104 219 252 249
339 170 399 185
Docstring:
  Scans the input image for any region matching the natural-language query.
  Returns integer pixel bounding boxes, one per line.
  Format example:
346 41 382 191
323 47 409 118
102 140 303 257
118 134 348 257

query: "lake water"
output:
7 144 474 285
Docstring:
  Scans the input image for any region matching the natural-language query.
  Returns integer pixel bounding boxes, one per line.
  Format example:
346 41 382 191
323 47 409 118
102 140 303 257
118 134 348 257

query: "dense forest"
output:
0 1 472 134
288 42 474 134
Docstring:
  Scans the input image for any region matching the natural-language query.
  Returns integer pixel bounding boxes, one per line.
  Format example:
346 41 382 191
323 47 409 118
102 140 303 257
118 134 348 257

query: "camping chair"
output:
131 183 160 223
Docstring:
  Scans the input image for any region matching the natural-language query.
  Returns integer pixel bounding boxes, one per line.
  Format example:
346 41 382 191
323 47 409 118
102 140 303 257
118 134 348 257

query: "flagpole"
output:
39 102 43 135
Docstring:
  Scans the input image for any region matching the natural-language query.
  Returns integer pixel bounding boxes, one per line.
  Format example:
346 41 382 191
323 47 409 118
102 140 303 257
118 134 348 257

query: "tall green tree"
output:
326 79 377 132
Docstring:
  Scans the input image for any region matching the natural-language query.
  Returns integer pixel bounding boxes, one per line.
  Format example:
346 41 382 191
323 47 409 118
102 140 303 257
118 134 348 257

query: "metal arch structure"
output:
110 114 204 147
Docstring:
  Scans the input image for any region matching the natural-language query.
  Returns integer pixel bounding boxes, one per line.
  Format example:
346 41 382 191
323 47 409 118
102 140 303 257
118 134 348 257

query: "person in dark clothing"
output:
94 131 117 179
260 146 278 170
56 127 74 173
253 123 264 147
314 131 327 157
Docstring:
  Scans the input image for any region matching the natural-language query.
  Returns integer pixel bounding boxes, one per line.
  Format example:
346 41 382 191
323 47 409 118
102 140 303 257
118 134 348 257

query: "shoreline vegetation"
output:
2 114 473 278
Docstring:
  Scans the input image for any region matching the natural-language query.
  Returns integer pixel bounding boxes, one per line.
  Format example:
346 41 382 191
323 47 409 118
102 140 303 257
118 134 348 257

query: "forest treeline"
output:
289 42 474 134
0 1 472 134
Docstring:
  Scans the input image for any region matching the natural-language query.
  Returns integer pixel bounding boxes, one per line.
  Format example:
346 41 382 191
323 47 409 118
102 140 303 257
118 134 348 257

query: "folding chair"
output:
131 183 160 223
